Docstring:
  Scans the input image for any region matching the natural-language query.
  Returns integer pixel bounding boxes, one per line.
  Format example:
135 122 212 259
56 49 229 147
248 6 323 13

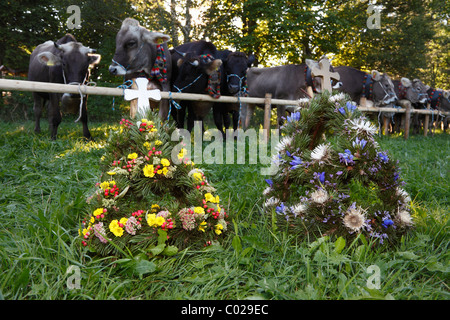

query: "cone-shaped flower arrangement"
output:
79 110 229 257
263 92 413 245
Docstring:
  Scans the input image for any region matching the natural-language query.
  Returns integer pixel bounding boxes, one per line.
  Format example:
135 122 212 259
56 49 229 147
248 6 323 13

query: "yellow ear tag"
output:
47 61 55 67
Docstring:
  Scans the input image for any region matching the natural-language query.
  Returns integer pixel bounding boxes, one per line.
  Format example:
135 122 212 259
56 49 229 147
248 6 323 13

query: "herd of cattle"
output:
28 18 449 140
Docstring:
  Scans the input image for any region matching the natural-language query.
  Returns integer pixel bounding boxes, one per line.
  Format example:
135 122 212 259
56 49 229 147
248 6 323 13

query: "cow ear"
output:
443 91 450 99
305 59 318 69
371 70 381 81
143 31 170 45
37 52 61 67
401 77 412 88
205 59 222 75
88 53 101 66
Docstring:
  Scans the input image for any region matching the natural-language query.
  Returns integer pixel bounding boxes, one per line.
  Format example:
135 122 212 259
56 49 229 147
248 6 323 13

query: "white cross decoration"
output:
124 77 161 117
310 58 340 93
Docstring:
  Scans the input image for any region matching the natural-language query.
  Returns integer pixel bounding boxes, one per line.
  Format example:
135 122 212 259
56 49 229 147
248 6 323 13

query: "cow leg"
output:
33 93 45 134
79 97 93 141
277 105 286 128
242 103 254 130
212 105 225 137
187 102 195 132
48 94 62 140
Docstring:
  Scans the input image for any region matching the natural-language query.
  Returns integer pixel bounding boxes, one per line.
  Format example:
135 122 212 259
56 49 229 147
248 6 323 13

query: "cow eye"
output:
126 41 137 48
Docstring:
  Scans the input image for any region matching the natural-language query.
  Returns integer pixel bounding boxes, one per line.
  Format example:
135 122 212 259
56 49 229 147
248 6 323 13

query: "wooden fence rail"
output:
1 78 448 140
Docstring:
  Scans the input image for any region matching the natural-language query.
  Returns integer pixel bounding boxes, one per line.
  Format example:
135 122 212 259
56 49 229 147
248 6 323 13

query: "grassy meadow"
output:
0 118 448 300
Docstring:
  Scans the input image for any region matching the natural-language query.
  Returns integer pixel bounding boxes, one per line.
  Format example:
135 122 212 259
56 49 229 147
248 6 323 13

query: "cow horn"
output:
54 42 62 50
89 48 97 53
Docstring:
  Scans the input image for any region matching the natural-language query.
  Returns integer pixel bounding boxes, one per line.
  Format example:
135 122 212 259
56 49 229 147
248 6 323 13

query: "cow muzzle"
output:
109 62 127 76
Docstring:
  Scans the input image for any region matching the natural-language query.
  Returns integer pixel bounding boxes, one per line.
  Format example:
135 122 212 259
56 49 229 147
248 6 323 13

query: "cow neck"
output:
362 74 373 99
397 83 406 100
428 89 442 109
304 65 316 93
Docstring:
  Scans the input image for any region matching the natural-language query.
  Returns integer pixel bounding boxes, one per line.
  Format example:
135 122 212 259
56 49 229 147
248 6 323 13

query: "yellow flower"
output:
151 204 160 213
99 181 110 190
194 207 205 214
204 193 215 203
178 148 187 160
147 214 165 227
192 172 203 182
215 223 224 235
82 228 89 236
162 167 169 176
107 171 116 176
215 195 220 203
161 158 170 167
93 208 104 217
143 142 151 150
155 140 163 146
141 118 148 123
90 216 95 224
109 220 124 237
128 153 138 160
198 221 207 232
143 164 155 177
120 217 128 226
157 169 162 174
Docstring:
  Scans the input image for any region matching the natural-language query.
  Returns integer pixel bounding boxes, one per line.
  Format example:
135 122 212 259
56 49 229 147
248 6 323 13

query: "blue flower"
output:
289 156 303 170
352 137 367 150
378 152 389 163
265 179 273 187
339 149 354 165
287 112 301 122
338 107 346 115
346 101 357 113
382 219 394 228
318 172 325 184
286 150 291 157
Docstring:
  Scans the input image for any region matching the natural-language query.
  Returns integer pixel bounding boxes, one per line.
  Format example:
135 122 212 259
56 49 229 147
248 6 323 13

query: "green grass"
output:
0 120 448 300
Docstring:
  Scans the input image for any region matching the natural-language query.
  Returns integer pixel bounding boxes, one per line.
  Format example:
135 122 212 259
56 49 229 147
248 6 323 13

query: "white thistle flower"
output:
276 136 293 153
396 210 413 227
328 92 346 103
263 187 272 196
290 203 307 217
396 187 411 204
342 206 367 232
310 143 331 164
349 118 377 136
310 188 329 205
264 197 280 208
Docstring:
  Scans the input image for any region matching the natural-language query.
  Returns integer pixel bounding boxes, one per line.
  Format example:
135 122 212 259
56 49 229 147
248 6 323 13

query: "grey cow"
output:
28 34 101 140
334 66 397 107
109 18 172 120
242 59 341 129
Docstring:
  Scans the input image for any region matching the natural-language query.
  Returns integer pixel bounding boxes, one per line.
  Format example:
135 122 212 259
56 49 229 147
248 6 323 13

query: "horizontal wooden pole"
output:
1 78 449 116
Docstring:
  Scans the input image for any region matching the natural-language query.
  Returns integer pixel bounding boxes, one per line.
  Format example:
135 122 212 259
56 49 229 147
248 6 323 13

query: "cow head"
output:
306 58 343 93
224 52 255 95
370 70 397 106
399 77 429 104
37 42 100 85
173 53 222 93
109 18 170 77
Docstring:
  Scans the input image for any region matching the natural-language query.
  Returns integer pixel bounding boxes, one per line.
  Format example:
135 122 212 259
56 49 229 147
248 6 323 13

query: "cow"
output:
109 18 172 120
242 59 342 129
422 87 450 134
212 51 256 137
334 66 398 108
391 78 429 133
28 34 101 140
170 40 222 131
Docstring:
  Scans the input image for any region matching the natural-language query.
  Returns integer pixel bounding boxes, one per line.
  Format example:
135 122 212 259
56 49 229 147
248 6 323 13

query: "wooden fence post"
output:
423 104 430 137
263 93 272 143
129 79 138 119
404 100 411 140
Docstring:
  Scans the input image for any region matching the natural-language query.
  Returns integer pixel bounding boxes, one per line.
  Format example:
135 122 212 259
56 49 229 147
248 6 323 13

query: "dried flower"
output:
310 188 329 205
343 205 367 232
